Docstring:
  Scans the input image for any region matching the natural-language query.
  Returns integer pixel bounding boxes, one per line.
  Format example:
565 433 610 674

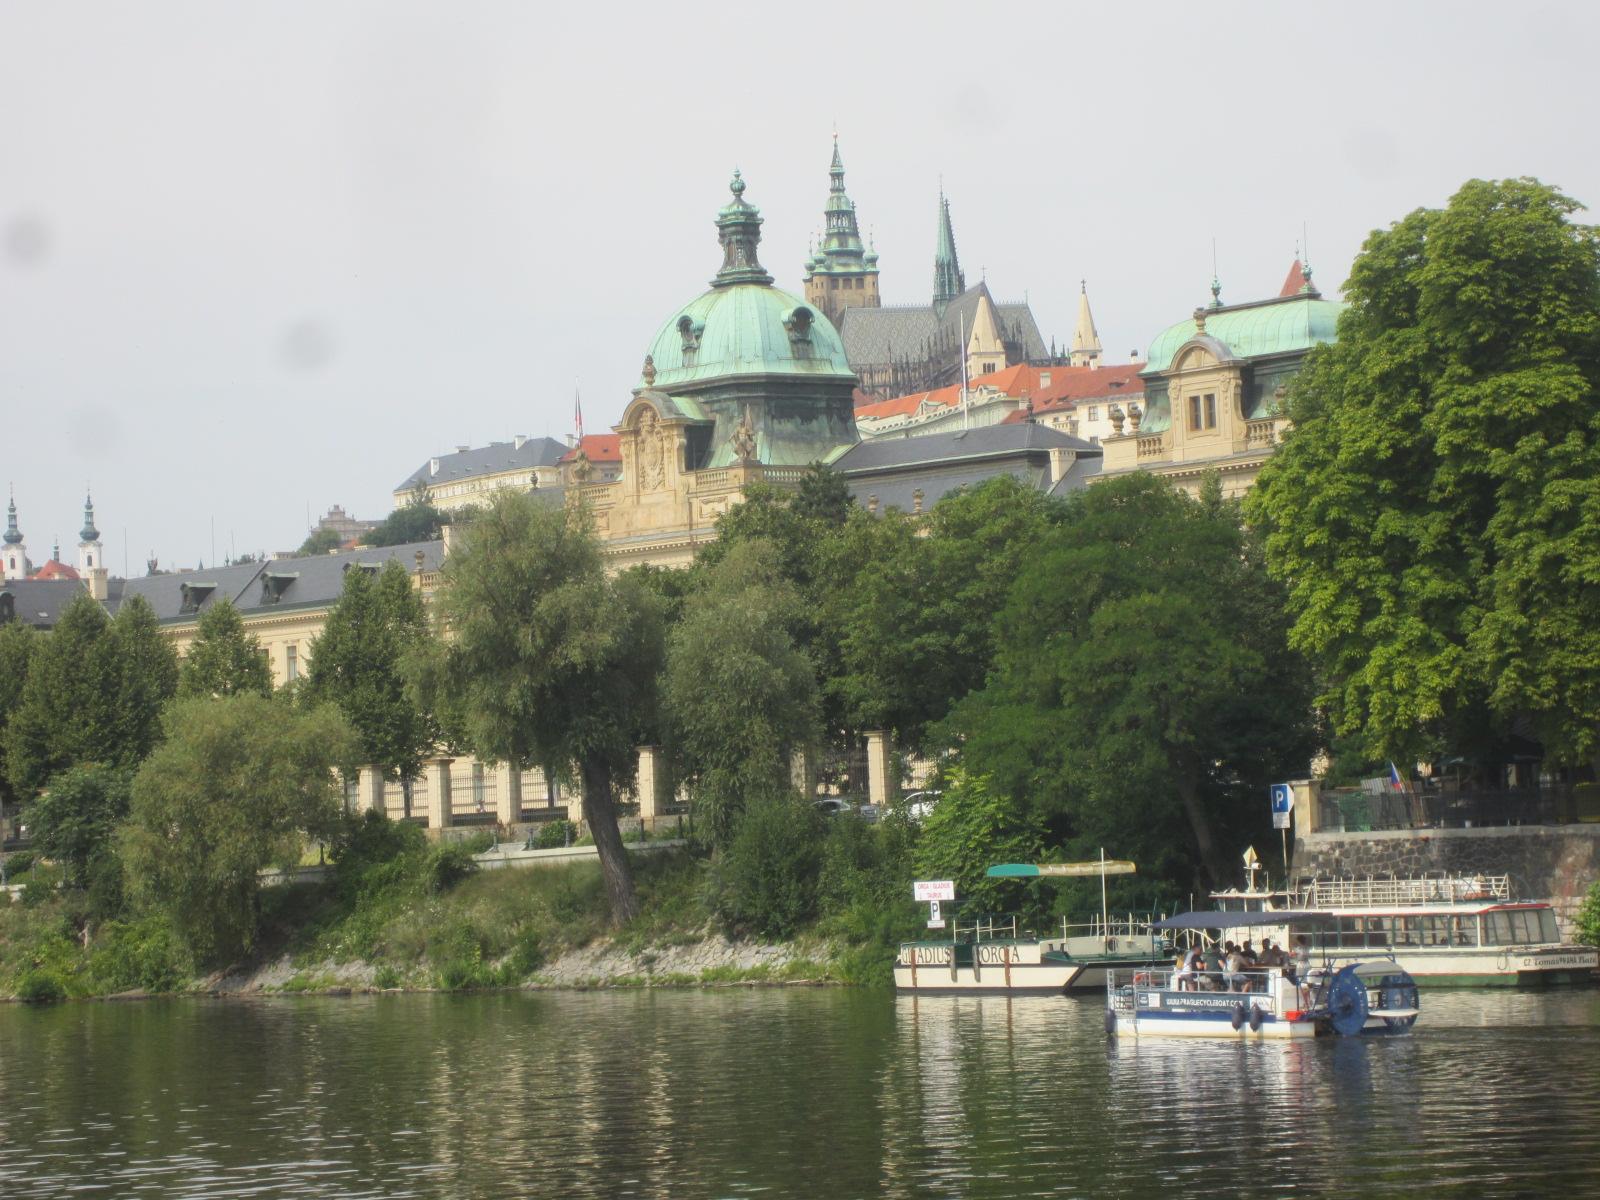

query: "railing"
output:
1136 434 1166 459
1297 874 1510 908
1244 418 1279 449
1316 787 1570 832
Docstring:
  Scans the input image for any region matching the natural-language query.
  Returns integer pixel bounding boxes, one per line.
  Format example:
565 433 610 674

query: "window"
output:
1188 395 1203 430
1538 908 1559 942
1205 393 1217 428
1088 406 1099 421
285 643 298 682
1453 916 1479 947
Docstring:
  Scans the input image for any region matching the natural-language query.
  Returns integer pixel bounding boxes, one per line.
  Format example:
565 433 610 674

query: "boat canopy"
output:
1153 911 1335 931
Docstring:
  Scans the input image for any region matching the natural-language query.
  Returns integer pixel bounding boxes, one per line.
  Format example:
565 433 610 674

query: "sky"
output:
2 1 1597 570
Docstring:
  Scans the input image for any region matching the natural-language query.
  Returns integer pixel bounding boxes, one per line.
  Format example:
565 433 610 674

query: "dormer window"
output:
179 581 216 614
260 571 298 604
784 306 815 358
678 315 703 363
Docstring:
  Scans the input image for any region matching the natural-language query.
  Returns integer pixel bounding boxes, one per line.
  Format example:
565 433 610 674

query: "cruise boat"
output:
1105 912 1421 1040
1208 874 1596 987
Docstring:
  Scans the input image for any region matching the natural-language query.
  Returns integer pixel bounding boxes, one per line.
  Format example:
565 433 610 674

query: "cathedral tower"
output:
1069 280 1103 367
3 490 28 581
932 191 965 312
802 137 880 326
77 491 103 574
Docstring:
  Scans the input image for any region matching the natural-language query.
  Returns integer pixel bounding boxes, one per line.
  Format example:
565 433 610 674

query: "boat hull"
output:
894 941 1085 992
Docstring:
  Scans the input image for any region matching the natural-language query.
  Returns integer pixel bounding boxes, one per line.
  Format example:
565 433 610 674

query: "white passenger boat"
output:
1105 912 1421 1040
1208 874 1597 987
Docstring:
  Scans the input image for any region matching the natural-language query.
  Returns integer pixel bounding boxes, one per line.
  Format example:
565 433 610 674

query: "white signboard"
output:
914 880 955 902
927 899 945 929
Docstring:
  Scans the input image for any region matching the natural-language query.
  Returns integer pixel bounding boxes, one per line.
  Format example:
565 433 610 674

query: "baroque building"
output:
1094 262 1341 498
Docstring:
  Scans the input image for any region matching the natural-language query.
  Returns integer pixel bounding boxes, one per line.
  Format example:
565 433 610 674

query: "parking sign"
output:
1269 783 1293 830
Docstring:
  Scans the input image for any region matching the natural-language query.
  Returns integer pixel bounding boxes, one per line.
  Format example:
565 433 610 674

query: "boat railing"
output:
1055 913 1161 942
955 915 1020 942
1296 874 1510 908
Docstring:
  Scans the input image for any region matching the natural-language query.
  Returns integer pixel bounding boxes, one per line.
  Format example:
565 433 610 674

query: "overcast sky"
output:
2 1 1597 570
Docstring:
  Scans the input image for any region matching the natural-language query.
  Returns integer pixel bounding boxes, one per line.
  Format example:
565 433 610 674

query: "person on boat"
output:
1202 943 1225 990
1226 946 1250 993
1291 935 1313 1004
1175 946 1201 991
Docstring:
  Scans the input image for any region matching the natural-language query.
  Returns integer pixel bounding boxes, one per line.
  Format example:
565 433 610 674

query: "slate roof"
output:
0 579 88 628
115 540 446 624
838 282 1048 367
396 437 568 493
833 422 1099 512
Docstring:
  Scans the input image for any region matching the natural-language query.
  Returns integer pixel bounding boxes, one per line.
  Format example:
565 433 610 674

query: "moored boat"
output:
1209 874 1597 987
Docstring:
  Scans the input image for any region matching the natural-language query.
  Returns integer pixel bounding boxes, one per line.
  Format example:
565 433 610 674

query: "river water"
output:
2 988 1598 1198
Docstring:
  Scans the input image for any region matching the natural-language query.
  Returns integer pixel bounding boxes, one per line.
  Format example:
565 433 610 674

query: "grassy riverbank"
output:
0 817 923 1001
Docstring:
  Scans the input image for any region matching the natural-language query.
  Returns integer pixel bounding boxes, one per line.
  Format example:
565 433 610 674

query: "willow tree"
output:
1247 177 1600 766
413 491 664 923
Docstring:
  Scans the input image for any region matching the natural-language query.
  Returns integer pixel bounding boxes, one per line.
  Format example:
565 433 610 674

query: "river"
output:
2 988 1598 1197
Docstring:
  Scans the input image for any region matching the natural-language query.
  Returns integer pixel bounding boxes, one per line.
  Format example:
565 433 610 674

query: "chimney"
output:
429 457 440 476
87 566 110 601
455 444 470 454
514 434 528 450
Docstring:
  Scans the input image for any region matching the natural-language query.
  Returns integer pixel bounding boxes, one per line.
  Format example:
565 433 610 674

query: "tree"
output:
1246 178 1600 766
834 475 1060 751
27 764 132 888
5 593 176 800
662 539 820 847
178 600 273 699
362 490 447 548
303 561 436 781
945 474 1315 889
297 526 344 557
0 622 39 824
414 491 664 923
122 694 354 963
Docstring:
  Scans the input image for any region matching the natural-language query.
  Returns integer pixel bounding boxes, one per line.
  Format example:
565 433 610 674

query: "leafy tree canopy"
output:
362 498 447 548
303 561 435 779
27 763 133 889
1247 178 1600 766
297 526 344 557
0 621 40 817
945 473 1315 888
122 693 355 964
178 599 273 699
662 539 820 847
415 491 664 922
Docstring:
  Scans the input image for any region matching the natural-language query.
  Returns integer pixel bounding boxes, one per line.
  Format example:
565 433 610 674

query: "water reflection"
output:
1 989 1598 1197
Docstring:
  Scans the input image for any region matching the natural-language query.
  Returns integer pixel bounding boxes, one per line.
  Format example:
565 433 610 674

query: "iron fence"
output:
1316 787 1570 832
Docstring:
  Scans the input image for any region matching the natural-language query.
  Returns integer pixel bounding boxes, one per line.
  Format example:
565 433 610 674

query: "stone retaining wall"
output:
1295 825 1600 937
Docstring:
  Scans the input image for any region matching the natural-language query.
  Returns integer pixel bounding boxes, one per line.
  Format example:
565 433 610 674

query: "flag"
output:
1388 761 1405 792
574 383 584 441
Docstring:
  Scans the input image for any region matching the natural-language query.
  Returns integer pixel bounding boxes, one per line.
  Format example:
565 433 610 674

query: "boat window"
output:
1337 916 1364 949
1392 916 1421 948
1538 909 1559 943
1484 911 1513 945
1422 916 1451 946
1363 916 1393 947
1508 910 1536 944
1453 916 1478 947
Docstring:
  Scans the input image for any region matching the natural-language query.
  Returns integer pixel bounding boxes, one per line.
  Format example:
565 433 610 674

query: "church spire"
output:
711 170 774 288
802 136 880 325
1070 279 1103 367
933 190 965 309
80 490 99 543
4 489 21 546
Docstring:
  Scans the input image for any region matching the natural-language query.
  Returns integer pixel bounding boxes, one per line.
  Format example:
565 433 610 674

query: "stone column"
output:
790 749 810 796
637 746 661 824
865 730 892 809
359 766 385 815
427 758 454 830
494 762 522 827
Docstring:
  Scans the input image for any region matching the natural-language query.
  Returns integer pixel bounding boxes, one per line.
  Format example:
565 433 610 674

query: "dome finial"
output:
729 168 745 198
712 169 774 287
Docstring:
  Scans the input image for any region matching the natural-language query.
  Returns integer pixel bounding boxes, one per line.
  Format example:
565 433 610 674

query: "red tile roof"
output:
1279 259 1309 297
854 362 1146 421
32 560 80 580
559 434 621 464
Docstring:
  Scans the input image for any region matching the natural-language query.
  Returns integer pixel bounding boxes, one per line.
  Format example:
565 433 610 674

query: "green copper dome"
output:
643 283 855 389
1142 293 1344 375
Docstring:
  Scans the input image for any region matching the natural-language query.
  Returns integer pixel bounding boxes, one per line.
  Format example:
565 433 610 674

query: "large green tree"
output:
5 593 177 799
179 599 273 699
26 763 133 889
662 539 820 847
303 561 436 780
123 694 354 963
0 621 39 825
362 494 447 548
1247 178 1600 767
414 491 664 923
833 475 1061 752
946 474 1315 888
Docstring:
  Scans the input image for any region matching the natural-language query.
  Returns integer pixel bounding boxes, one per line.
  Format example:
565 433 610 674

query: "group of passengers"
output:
1172 935 1312 993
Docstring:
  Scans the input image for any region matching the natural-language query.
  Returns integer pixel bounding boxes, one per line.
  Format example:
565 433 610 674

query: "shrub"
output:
17 969 66 1003
536 819 574 849
1576 881 1600 948
3 850 35 877
90 916 190 994
706 791 823 939
373 965 401 990
423 842 478 895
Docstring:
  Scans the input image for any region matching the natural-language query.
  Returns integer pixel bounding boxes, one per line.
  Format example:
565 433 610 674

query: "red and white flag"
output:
574 383 584 441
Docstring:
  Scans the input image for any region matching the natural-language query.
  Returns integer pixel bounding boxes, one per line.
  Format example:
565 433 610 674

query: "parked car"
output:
902 790 942 822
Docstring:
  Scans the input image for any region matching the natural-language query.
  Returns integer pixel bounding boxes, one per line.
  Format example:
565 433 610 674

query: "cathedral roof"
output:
838 283 1049 369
